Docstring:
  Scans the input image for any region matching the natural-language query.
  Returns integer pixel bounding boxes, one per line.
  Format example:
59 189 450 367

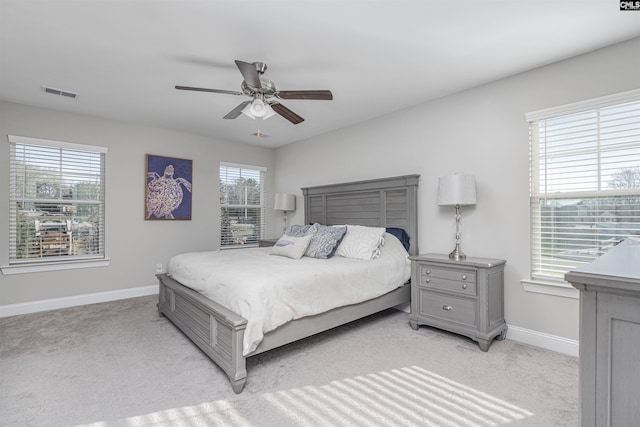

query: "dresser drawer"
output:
419 265 477 296
419 289 477 328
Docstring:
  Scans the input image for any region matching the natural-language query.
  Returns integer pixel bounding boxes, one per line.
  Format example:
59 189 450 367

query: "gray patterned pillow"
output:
305 224 347 259
285 224 317 237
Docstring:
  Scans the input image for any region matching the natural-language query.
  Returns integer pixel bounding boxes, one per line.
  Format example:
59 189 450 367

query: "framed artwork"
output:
145 154 193 220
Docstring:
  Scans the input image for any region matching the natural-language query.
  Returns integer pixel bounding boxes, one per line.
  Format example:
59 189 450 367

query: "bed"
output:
157 174 419 393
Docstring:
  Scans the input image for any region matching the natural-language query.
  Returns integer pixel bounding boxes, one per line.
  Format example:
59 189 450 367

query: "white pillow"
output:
335 225 386 260
269 234 313 259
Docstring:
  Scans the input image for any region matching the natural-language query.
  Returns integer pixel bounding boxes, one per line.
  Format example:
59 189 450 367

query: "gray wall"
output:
1 38 638 343
274 37 640 342
0 102 274 305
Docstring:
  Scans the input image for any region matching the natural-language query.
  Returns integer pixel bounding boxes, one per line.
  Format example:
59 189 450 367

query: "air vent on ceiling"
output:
41 85 79 99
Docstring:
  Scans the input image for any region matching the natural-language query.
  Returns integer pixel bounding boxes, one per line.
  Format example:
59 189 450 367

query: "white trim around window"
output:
520 278 579 299
6 135 108 273
526 88 640 283
219 162 267 248
1 257 111 275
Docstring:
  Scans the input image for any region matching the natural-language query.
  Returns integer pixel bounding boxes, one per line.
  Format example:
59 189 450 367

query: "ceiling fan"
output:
175 60 333 125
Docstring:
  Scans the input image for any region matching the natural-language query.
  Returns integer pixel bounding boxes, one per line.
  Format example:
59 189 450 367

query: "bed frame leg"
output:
231 378 247 394
156 303 165 317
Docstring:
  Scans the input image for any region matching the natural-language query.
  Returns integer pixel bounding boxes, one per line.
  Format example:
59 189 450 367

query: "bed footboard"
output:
157 274 248 393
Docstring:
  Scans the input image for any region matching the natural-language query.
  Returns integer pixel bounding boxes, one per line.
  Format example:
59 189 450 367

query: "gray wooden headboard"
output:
301 174 420 256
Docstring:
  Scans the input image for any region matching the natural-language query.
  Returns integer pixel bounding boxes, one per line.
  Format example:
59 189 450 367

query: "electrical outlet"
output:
155 263 163 274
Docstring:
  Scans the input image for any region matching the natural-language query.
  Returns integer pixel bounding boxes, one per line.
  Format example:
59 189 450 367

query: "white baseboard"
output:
0 284 159 318
506 324 579 357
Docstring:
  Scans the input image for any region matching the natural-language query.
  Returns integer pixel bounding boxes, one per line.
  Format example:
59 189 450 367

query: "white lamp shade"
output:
249 99 267 117
274 193 296 212
263 104 276 119
437 174 477 206
241 99 276 120
241 102 256 120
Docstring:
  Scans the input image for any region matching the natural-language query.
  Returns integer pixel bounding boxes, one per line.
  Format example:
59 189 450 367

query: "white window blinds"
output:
219 162 266 247
527 89 640 280
8 135 107 264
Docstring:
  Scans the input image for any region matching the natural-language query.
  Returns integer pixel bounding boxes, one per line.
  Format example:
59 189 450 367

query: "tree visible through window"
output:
8 135 107 263
527 90 640 280
219 163 266 247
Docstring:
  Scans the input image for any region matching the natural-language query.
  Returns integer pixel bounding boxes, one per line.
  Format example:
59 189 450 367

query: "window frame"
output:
2 135 109 275
526 89 640 283
219 162 266 249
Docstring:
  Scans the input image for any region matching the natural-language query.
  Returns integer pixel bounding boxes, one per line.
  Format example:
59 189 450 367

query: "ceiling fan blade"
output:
223 100 251 119
175 85 243 96
276 90 333 100
235 60 262 89
270 102 305 125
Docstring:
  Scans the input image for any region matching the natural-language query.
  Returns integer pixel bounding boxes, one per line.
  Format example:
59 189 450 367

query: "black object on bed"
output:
386 227 411 251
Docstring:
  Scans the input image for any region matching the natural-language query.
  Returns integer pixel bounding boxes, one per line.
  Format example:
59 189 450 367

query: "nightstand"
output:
258 238 279 247
409 253 507 351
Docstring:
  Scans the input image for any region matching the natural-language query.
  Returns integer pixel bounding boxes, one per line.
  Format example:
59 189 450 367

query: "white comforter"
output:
166 232 411 356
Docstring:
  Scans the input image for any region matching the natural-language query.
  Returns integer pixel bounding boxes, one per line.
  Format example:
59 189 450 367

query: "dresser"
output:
565 237 640 427
409 253 507 351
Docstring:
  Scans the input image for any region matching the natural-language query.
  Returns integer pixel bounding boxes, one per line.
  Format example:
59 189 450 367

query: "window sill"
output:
520 278 579 299
1 258 111 275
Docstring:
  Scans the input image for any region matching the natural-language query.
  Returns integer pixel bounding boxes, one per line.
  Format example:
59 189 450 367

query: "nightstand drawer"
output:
420 265 476 283
420 276 477 296
419 290 477 328
420 265 477 296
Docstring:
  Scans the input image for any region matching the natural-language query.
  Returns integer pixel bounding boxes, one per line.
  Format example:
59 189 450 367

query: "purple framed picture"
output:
145 154 193 220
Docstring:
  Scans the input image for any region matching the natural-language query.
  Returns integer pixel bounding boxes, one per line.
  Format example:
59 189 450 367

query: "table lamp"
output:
437 174 477 260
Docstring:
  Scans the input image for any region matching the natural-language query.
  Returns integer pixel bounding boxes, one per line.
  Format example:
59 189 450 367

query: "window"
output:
219 162 266 248
8 135 107 266
527 89 640 280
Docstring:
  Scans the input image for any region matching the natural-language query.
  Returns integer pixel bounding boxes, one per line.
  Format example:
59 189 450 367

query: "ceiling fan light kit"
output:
176 60 333 125
249 99 267 117
241 98 276 120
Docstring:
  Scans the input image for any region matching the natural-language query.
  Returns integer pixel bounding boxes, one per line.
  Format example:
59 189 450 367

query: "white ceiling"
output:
1 1 639 148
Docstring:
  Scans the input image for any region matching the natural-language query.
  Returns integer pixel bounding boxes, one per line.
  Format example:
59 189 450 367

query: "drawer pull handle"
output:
462 275 467 280
442 305 453 311
462 284 468 289
425 270 431 275
425 278 431 283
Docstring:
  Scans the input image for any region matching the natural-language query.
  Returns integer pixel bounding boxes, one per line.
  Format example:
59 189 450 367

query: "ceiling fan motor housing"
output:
241 79 277 96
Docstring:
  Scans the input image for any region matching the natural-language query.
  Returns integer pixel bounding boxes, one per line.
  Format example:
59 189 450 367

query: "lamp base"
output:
448 244 466 261
282 211 288 234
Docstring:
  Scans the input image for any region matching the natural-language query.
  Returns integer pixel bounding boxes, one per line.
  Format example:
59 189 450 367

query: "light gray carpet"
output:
0 295 578 426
